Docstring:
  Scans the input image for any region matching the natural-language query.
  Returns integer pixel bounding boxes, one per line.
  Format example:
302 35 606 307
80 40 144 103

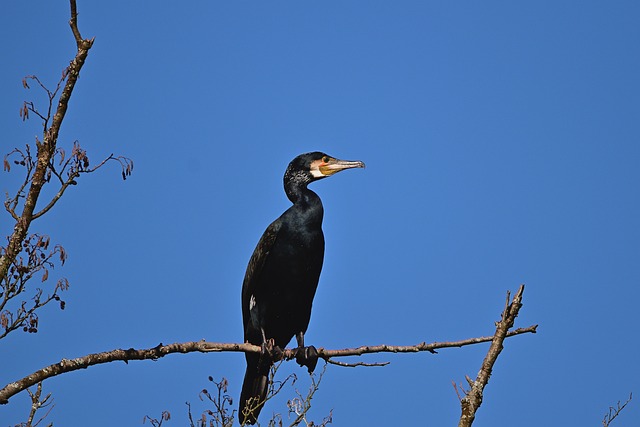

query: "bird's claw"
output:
295 345 318 373
271 345 284 362
260 339 284 366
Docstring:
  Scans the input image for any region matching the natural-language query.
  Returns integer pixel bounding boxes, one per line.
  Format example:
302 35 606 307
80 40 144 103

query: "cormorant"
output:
239 152 365 425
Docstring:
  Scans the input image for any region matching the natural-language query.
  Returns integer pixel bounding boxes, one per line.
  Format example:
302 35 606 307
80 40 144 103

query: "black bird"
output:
239 152 364 425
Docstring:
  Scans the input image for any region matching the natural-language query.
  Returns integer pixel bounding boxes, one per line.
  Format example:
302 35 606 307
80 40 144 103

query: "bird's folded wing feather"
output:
242 220 282 323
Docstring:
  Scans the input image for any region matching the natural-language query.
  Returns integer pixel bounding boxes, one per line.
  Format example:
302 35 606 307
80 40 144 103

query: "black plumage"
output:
239 152 364 425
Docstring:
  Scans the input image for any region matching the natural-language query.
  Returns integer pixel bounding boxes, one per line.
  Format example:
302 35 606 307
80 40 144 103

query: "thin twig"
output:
325 359 390 367
69 0 83 43
32 154 112 220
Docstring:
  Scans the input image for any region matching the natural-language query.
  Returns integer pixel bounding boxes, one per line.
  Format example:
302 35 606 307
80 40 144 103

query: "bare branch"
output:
29 176 78 220
69 0 85 44
0 324 536 405
1 234 69 339
3 147 35 220
31 152 133 220
286 363 330 427
325 359 389 368
19 382 55 427
2 0 130 343
315 324 536 360
602 393 633 427
0 0 94 292
142 411 171 427
457 285 526 427
188 376 235 427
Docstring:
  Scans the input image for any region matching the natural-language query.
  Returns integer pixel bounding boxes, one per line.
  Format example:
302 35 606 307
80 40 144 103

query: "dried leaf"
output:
57 277 69 291
42 269 49 282
58 245 67 265
3 157 9 172
22 78 30 89
20 103 29 121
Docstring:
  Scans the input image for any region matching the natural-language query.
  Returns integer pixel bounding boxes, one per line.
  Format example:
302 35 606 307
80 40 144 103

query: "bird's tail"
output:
239 354 269 425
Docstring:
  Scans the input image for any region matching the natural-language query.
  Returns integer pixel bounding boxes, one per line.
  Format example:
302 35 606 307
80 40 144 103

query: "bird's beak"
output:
319 158 366 176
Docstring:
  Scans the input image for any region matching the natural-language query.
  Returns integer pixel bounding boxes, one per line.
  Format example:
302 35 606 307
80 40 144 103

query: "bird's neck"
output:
285 175 310 202
287 187 324 226
287 184 319 205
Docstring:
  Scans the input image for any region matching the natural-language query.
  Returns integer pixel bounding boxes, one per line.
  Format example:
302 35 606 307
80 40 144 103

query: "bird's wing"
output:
241 219 282 334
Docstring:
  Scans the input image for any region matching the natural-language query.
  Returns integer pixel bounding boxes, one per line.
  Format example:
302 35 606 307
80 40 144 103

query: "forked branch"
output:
0 0 94 287
457 284 526 427
2 0 132 343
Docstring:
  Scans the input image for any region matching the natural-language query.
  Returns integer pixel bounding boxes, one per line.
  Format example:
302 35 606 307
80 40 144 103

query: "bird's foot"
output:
260 339 284 366
271 345 284 362
295 345 318 373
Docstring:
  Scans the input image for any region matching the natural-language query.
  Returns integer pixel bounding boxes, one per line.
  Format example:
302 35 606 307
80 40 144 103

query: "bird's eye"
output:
322 156 330 163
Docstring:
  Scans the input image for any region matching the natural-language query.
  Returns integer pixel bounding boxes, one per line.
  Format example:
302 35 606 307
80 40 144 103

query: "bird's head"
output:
283 152 365 200
288 151 365 180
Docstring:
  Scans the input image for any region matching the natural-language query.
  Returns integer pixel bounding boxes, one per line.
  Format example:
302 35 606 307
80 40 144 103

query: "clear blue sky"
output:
2 1 639 426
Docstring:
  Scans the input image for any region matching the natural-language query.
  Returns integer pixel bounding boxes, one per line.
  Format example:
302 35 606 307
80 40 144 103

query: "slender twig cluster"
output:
182 366 331 427
602 393 633 427
1 0 132 345
0 233 68 339
286 363 332 427
12 382 55 427
191 377 236 427
143 411 171 427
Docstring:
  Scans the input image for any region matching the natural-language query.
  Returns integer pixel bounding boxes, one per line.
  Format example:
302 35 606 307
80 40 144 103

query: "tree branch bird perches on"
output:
239 152 365 424
0 325 538 406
